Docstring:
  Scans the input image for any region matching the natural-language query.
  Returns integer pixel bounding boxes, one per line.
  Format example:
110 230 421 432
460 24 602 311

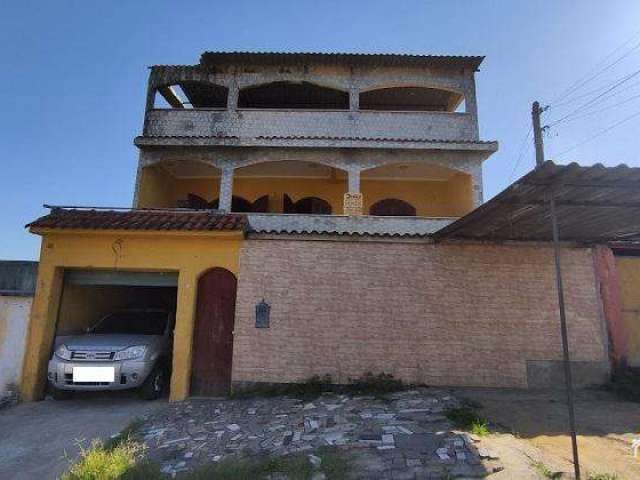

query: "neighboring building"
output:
0 261 37 401
20 52 620 402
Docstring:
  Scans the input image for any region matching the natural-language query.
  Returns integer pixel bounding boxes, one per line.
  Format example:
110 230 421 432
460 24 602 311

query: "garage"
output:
48 269 178 399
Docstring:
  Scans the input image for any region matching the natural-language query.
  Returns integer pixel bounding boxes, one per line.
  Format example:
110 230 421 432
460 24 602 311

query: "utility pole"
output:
532 101 546 167
532 100 581 480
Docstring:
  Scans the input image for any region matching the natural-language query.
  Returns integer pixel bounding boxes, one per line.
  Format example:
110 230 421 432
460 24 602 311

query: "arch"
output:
209 196 254 213
359 86 464 112
238 81 349 110
191 267 237 396
369 199 417 217
288 197 332 215
155 81 228 109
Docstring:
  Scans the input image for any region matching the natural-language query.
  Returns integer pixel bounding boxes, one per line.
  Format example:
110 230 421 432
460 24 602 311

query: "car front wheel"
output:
139 364 166 400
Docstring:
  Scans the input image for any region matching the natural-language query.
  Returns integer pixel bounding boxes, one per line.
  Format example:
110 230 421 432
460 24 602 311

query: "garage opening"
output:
48 270 178 399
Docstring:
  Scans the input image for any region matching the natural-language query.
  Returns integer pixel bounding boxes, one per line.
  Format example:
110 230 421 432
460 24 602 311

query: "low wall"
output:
0 296 31 397
232 239 609 389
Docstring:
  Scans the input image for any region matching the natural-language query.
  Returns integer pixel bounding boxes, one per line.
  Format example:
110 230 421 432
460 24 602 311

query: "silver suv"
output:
47 308 173 400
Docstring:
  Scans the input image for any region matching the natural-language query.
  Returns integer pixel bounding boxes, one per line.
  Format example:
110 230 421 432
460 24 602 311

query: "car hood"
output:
57 334 160 351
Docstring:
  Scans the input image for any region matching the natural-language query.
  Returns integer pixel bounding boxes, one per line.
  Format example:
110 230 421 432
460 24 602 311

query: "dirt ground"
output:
452 387 640 479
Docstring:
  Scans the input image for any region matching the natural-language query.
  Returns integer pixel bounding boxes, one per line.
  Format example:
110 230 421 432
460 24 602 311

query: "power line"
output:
553 108 640 159
556 91 640 124
551 31 640 104
549 67 640 127
509 127 533 181
551 76 640 109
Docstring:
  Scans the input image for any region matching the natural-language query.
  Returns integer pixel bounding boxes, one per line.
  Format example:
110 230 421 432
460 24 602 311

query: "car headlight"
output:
55 344 72 360
113 345 147 361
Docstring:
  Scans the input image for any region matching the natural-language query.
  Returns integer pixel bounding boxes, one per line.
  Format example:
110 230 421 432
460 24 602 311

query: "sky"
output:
2 0 640 260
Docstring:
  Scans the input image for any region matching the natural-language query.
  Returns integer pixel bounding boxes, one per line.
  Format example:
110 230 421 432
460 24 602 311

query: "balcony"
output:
143 108 477 143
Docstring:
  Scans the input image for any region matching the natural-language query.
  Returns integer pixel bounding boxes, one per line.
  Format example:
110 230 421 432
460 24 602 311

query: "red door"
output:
191 268 237 396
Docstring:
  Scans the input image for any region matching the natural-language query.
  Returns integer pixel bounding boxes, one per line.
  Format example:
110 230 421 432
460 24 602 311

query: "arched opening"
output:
155 81 228 109
286 196 332 215
369 199 417 216
238 81 349 110
209 196 255 213
359 86 464 112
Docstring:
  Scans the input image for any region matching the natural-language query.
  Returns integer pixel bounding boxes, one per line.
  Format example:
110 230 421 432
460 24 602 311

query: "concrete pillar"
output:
218 166 234 212
344 167 363 215
169 270 197 401
349 86 359 111
463 70 479 140
348 168 361 193
20 262 64 401
228 83 239 111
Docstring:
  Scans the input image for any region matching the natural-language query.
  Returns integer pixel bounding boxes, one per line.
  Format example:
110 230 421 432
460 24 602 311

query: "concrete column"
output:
349 86 359 111
20 263 64 401
169 270 197 401
218 166 234 212
463 70 479 140
344 167 363 215
227 83 239 111
348 168 361 193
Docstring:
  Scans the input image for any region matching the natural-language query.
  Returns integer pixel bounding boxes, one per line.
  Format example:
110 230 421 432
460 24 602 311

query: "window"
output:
285 196 332 214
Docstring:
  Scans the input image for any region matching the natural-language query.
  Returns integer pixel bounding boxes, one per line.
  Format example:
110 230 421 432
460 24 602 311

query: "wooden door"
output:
191 268 237 396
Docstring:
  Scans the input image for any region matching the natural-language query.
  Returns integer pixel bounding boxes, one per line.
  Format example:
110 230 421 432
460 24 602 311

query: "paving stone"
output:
138 389 501 479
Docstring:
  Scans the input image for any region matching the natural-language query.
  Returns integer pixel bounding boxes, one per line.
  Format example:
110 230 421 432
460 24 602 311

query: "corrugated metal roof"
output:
27 208 248 233
433 161 640 243
198 51 484 70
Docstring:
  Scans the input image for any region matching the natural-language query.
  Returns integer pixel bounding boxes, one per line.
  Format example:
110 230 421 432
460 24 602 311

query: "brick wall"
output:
232 239 608 388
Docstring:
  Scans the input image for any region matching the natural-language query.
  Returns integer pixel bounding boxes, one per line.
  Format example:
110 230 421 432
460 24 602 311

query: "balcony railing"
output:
144 109 478 142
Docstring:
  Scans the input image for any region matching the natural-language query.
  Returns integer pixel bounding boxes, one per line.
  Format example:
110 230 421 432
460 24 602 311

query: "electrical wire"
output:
508 127 533 181
553 108 640 159
551 30 640 105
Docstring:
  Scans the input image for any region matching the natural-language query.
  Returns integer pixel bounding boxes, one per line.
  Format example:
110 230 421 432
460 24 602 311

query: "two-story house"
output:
21 52 612 402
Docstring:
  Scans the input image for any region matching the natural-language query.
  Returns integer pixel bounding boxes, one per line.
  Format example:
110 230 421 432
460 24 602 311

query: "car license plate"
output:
72 366 115 382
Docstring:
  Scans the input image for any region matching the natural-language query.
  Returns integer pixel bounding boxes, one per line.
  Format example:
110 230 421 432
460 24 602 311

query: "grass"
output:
63 439 350 480
61 439 150 480
444 406 490 436
587 474 619 480
531 460 562 479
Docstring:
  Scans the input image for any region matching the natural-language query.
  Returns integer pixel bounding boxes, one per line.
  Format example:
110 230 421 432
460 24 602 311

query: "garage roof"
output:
433 161 640 243
27 208 248 233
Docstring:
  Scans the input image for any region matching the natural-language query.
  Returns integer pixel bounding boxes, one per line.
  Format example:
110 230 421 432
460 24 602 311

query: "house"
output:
0 261 37 403
21 52 626 402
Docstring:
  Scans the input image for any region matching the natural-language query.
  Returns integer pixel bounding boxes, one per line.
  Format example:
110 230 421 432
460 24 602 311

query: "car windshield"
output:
91 311 168 335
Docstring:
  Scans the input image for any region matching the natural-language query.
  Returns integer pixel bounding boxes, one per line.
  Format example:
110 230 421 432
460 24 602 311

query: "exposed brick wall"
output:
232 240 608 388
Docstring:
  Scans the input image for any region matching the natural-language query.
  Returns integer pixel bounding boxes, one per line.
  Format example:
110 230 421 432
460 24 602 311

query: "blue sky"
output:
2 1 640 260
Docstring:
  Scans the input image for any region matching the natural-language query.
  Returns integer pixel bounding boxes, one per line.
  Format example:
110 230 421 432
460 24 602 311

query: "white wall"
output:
0 296 31 396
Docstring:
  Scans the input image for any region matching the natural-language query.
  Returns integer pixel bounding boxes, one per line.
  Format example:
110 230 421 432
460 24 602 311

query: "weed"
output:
176 448 349 480
62 439 147 480
347 372 404 396
531 460 561 479
104 418 144 451
444 406 489 434
587 474 619 480
231 374 334 401
470 419 489 437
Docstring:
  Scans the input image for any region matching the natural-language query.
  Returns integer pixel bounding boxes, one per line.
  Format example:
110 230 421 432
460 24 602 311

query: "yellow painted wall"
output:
136 168 473 217
137 165 174 208
21 229 243 402
616 256 640 367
